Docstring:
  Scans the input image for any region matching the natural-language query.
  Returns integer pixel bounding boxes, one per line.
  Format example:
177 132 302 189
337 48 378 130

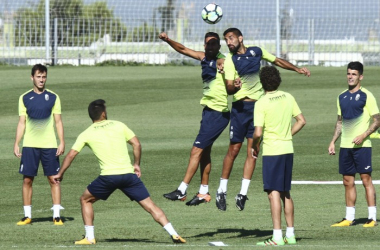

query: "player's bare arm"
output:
14 115 26 158
352 113 380 145
251 126 262 159
159 32 204 61
54 114 65 156
328 115 343 155
273 57 311 77
291 113 306 136
128 136 142 177
52 149 79 183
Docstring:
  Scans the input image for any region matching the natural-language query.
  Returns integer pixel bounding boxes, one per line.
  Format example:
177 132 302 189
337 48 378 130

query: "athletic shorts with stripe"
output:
193 106 230 149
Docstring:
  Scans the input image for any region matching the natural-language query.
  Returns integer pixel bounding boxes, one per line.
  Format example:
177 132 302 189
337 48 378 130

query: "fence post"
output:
45 0 50 63
52 18 58 66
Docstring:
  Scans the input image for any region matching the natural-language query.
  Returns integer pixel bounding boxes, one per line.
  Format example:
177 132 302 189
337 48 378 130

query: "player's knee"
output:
22 177 33 186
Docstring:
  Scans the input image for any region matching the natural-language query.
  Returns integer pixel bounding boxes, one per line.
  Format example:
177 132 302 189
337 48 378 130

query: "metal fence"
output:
1 0 379 66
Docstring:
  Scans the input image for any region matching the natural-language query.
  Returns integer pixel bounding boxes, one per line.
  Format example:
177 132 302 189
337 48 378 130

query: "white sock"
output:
368 206 377 221
199 185 209 194
51 204 64 218
177 182 188 194
286 227 295 238
218 178 228 193
163 222 178 236
24 205 32 218
85 225 95 240
273 229 282 241
345 206 355 221
239 178 251 196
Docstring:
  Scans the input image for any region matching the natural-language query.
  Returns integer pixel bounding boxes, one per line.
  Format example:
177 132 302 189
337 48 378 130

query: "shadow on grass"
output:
104 238 162 243
354 217 372 225
190 228 272 239
31 216 75 223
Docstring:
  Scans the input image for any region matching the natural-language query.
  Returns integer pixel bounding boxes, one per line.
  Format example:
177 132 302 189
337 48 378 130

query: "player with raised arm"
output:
253 66 306 246
329 61 380 228
14 64 65 225
159 32 236 206
52 99 185 244
216 28 310 211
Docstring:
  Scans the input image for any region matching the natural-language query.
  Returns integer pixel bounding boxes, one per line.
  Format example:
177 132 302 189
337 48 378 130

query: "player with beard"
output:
215 28 310 211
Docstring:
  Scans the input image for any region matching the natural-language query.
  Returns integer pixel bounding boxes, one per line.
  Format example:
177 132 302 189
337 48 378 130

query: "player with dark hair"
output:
159 32 237 206
52 99 185 245
14 64 65 226
329 61 380 227
253 66 306 246
215 27 310 211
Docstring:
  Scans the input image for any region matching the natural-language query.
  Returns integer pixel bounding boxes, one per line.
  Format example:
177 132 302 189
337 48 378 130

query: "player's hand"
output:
14 145 22 158
352 135 365 145
217 58 225 73
251 145 259 159
134 165 141 178
52 174 63 184
234 78 242 89
296 67 311 77
56 143 65 156
328 143 335 155
159 32 169 42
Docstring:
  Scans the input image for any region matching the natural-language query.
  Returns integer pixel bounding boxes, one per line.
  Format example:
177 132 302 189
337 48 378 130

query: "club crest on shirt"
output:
45 94 49 101
250 50 256 57
355 94 360 101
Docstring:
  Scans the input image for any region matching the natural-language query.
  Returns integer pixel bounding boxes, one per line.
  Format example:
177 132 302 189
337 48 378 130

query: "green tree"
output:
14 0 128 46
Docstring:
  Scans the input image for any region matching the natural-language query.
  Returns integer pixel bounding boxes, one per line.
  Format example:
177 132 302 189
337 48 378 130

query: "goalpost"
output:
0 0 379 66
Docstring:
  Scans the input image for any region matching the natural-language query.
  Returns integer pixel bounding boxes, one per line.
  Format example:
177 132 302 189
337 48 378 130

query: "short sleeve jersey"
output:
18 89 61 148
224 46 276 102
337 87 379 148
254 90 301 155
71 120 136 175
200 55 229 112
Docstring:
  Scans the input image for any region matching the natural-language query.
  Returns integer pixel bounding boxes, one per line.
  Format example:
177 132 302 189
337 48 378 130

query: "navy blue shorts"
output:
19 147 60 176
262 154 293 192
193 106 230 149
229 101 256 143
87 174 150 201
339 147 372 175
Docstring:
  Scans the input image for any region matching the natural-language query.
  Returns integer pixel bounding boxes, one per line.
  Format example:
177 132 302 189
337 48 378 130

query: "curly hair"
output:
259 66 281 92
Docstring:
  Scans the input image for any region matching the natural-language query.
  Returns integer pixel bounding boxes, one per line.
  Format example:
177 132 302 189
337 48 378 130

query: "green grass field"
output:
1 65 380 249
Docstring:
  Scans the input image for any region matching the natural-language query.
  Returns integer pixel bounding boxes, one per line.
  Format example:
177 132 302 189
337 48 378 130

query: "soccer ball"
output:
201 3 223 24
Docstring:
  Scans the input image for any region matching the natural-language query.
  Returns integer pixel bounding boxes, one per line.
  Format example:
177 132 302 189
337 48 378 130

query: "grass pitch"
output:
0 65 380 249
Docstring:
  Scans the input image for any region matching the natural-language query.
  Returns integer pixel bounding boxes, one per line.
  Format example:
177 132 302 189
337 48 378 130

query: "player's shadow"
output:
192 228 306 243
104 238 160 243
31 216 74 223
191 228 272 239
354 217 371 225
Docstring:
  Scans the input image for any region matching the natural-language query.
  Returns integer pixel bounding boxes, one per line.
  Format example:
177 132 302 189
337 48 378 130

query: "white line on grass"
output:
292 180 380 185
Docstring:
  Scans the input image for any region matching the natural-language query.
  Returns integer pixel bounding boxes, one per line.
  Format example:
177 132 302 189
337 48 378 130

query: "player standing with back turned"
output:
253 66 306 246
